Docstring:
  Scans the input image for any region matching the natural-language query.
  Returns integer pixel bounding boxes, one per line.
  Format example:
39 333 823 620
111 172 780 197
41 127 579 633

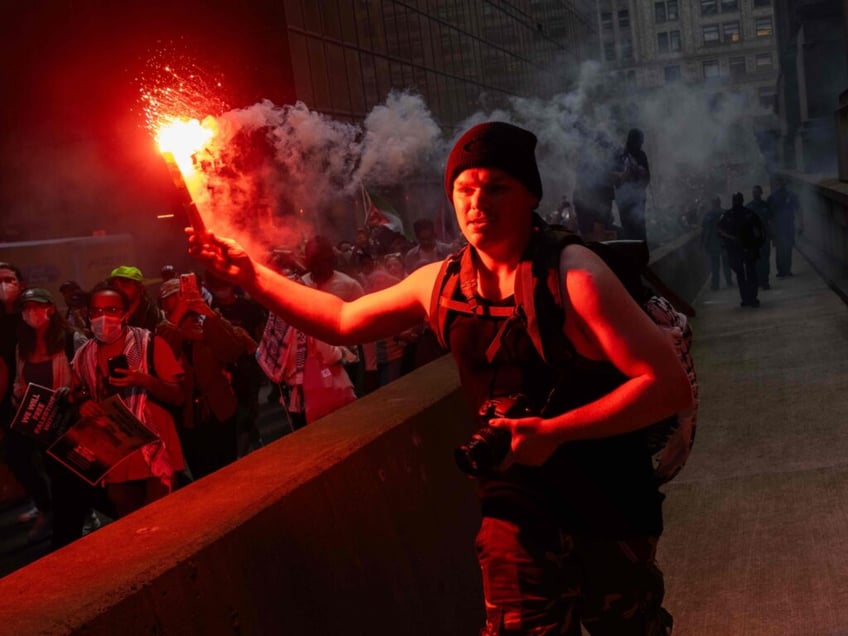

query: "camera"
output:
454 394 534 478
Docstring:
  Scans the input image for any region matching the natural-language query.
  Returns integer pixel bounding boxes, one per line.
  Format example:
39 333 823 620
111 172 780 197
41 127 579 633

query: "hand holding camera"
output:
454 394 535 478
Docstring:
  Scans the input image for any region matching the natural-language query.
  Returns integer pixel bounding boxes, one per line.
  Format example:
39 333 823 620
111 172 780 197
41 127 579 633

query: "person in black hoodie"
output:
719 193 765 307
614 128 651 241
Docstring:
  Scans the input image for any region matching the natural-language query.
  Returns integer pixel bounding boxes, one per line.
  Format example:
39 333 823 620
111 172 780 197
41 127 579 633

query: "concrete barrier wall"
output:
648 229 708 309
0 359 484 636
0 235 707 636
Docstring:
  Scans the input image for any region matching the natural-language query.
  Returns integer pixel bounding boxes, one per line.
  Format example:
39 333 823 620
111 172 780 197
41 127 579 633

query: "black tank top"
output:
448 296 663 538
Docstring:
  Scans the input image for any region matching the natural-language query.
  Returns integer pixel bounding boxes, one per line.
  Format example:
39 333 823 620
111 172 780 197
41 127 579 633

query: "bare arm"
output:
492 244 694 466
188 230 437 344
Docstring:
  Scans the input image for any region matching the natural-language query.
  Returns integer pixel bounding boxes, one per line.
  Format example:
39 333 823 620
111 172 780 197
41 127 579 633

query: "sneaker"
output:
27 512 52 543
16 504 39 524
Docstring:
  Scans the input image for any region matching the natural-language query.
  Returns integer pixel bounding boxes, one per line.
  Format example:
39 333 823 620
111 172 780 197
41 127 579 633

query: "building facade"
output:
597 0 779 110
281 0 598 127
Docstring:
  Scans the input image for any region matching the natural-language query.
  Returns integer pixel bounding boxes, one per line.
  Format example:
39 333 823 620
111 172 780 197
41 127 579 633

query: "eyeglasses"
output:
89 306 124 317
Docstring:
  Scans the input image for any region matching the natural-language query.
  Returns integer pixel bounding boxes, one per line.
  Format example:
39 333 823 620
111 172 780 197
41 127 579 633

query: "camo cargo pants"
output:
476 517 673 635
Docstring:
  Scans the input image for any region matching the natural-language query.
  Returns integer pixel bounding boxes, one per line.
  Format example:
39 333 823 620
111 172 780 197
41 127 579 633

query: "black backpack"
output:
428 217 699 484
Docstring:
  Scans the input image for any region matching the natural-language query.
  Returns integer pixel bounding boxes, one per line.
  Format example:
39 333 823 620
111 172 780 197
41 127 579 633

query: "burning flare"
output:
154 116 215 175
153 116 216 233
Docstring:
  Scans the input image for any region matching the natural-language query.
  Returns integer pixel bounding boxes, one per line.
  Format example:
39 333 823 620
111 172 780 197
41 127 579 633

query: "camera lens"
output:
454 426 512 477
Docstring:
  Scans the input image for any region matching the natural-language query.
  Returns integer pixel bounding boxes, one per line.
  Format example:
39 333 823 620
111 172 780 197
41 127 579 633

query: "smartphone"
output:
107 354 129 379
179 272 199 298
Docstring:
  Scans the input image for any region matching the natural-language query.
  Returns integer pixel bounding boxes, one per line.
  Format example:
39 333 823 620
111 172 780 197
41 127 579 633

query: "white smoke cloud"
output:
184 60 776 253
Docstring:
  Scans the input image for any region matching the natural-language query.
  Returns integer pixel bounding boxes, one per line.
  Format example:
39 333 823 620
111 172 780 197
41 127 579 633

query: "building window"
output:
604 41 616 61
729 56 746 77
621 37 633 60
753 0 771 6
655 1 679 23
670 30 681 51
755 52 773 69
668 1 679 20
703 59 720 78
723 21 741 43
618 9 630 28
720 0 739 11
758 86 776 109
755 16 773 38
703 24 720 45
701 0 717 15
601 11 613 30
657 32 669 53
664 65 681 82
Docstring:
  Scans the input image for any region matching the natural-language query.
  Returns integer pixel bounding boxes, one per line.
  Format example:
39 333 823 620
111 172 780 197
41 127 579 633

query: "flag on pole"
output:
360 184 404 235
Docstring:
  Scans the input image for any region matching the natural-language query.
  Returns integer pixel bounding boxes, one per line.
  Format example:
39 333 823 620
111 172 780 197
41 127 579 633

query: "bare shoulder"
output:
558 243 620 308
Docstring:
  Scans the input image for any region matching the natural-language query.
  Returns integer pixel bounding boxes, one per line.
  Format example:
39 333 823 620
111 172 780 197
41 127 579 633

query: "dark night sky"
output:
1 1 295 244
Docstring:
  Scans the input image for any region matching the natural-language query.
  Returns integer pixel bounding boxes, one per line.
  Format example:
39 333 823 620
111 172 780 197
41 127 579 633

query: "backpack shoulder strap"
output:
513 222 584 366
429 246 514 350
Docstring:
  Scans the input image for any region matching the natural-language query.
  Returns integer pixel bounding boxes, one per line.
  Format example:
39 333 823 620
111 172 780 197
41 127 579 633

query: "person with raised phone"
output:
188 121 693 635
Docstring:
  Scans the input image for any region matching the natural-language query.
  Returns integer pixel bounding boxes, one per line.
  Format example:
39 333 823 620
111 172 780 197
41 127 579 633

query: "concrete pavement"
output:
659 248 848 635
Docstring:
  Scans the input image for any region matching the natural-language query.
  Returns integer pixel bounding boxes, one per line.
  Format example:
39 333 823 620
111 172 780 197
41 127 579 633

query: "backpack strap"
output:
429 247 516 350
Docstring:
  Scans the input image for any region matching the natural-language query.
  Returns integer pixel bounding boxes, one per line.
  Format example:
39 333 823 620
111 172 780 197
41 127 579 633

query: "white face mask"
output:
0 281 20 303
90 315 125 344
22 307 51 330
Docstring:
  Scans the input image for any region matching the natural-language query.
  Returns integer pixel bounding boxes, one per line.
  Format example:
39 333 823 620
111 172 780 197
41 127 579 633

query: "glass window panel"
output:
321 0 343 40
701 0 717 16
604 41 616 61
618 9 629 28
723 21 741 43
703 24 720 44
657 32 669 53
664 65 681 81
302 2 322 32
703 59 720 78
374 56 391 100
601 11 613 30
284 0 304 29
670 30 681 51
339 1 358 44
755 52 773 69
729 56 746 77
720 0 739 11
287 32 314 106
655 2 666 23
755 17 773 37
326 42 351 113
668 1 679 20
307 38 331 109
754 0 771 6
344 49 366 115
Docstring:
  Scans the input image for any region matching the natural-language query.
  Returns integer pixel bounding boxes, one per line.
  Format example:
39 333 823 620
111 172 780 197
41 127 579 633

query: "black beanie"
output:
444 122 543 201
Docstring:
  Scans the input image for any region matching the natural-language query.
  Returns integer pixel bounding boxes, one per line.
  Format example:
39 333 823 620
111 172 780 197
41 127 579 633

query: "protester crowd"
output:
0 216 458 554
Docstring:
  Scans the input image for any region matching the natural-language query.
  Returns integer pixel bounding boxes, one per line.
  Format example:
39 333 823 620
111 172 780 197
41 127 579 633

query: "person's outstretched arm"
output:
188 229 438 345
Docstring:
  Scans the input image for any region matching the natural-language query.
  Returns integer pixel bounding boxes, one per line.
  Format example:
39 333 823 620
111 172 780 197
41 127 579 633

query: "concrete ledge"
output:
648 229 707 306
0 357 484 636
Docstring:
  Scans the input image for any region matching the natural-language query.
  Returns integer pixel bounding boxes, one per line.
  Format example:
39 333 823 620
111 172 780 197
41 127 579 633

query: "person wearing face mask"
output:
70 281 185 523
8 288 87 542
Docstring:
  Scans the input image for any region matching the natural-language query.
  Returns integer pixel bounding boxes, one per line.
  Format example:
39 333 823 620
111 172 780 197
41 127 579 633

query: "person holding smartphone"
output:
70 281 186 521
